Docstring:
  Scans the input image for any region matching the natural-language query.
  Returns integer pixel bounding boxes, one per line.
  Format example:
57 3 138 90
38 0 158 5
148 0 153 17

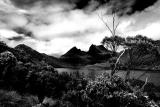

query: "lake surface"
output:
56 67 160 86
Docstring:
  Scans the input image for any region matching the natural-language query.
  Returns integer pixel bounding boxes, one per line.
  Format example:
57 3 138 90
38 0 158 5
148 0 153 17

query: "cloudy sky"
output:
0 0 160 56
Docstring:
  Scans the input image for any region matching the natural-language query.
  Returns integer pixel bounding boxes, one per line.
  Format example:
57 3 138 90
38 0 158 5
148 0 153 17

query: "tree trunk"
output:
125 69 130 82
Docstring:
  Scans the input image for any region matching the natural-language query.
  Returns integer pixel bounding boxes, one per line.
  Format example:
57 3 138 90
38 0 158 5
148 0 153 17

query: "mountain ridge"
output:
60 45 112 65
2 41 160 70
1 42 112 68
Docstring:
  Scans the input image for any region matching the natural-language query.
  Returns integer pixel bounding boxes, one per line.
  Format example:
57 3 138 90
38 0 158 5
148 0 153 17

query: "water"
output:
56 68 160 86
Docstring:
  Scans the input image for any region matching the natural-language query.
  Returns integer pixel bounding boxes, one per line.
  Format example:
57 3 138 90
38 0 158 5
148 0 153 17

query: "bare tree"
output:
99 12 124 53
98 12 120 38
99 12 125 76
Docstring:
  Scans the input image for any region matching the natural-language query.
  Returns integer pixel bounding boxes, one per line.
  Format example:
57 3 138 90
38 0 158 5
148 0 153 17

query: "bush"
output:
0 90 39 107
60 72 158 107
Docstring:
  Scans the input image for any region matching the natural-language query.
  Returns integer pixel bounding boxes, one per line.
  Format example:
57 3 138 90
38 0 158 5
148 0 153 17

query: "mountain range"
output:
0 42 112 68
1 41 160 70
60 45 112 66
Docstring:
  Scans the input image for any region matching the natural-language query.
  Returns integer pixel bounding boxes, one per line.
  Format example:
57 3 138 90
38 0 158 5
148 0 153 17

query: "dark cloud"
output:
12 27 34 38
8 36 24 41
11 0 89 9
11 0 44 8
72 0 90 9
131 0 158 13
97 0 158 16
11 0 159 16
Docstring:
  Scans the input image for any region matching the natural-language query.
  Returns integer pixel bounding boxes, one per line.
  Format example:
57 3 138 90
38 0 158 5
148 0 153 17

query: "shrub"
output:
0 90 39 107
61 72 158 107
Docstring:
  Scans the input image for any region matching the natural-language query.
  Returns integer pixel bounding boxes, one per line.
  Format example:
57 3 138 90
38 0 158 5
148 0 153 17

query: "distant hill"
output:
60 47 93 66
15 44 44 62
14 44 72 68
0 42 69 68
0 41 113 68
88 44 112 63
88 44 111 54
60 45 112 66
1 40 160 70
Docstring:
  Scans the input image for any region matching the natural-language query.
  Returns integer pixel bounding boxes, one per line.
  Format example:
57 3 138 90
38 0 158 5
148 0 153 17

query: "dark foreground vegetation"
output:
0 39 160 107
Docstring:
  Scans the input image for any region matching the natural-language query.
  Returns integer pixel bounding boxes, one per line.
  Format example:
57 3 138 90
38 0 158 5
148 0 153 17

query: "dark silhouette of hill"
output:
60 47 93 66
1 41 112 68
15 44 44 61
88 44 110 54
2 40 160 69
60 45 112 66
88 44 112 63
14 44 71 67
0 42 69 68
0 41 22 61
62 47 87 56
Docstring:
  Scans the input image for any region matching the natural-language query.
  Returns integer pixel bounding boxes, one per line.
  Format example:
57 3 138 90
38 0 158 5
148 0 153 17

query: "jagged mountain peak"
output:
62 46 87 57
60 44 112 65
69 46 80 52
88 44 111 55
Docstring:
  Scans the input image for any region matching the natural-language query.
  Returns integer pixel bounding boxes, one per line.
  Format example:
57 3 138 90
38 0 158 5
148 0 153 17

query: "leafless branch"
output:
141 76 149 91
98 14 114 35
111 48 126 75
113 13 115 36
114 21 120 32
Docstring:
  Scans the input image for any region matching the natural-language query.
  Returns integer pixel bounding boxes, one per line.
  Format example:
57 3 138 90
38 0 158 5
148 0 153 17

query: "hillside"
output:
60 45 112 66
60 47 93 66
0 42 69 68
15 44 72 67
0 41 113 68
1 41 160 70
88 44 112 63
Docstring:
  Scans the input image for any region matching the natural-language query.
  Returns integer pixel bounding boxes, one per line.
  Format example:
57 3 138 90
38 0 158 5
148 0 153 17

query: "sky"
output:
0 0 160 56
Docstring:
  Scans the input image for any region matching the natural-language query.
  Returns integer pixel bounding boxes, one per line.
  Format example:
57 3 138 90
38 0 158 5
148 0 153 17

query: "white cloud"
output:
28 9 106 39
0 29 19 38
0 0 160 56
125 22 160 39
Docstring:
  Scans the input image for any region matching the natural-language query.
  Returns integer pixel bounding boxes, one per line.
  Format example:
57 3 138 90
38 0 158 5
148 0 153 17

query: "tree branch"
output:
141 76 149 92
98 14 114 36
113 13 115 36
111 48 126 76
114 21 120 32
